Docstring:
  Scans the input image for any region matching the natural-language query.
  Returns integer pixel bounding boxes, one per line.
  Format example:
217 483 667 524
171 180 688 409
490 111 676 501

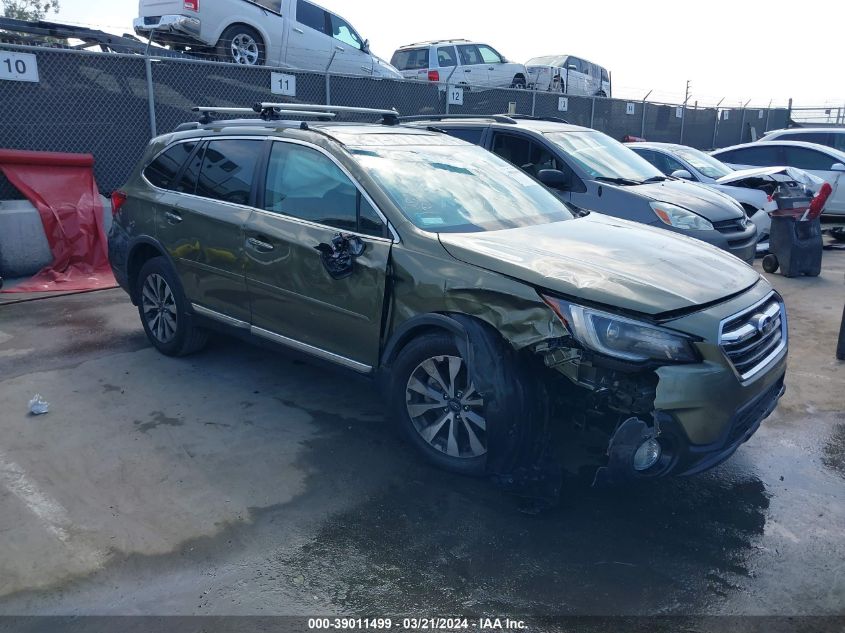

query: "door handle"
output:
247 237 274 253
164 211 183 225
293 27 304 34
464 69 472 73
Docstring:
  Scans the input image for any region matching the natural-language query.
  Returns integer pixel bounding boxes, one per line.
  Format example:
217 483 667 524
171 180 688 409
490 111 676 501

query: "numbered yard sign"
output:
0 52 39 83
675 106 684 118
271 72 296 97
558 97 569 112
626 102 636 115
448 86 464 106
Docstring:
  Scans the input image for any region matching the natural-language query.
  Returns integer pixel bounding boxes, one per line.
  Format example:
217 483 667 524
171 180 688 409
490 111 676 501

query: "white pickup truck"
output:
134 0 402 78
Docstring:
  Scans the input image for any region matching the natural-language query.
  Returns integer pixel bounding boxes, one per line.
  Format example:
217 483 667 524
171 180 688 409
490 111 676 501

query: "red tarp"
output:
0 149 116 293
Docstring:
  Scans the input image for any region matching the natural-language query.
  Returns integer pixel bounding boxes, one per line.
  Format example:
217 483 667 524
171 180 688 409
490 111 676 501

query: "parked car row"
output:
108 104 788 485
134 0 611 95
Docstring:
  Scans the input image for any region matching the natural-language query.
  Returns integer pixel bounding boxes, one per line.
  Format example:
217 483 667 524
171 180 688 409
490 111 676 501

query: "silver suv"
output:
391 39 528 89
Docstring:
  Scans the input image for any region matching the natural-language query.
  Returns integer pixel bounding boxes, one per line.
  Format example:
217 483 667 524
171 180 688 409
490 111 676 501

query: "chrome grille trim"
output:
719 293 788 382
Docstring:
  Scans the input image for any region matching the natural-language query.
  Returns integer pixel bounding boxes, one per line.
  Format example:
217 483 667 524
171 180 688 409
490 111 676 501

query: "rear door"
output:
244 140 393 371
288 0 331 71
154 138 261 324
456 44 490 87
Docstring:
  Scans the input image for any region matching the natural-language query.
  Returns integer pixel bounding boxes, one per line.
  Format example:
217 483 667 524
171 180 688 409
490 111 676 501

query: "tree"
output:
2 0 60 21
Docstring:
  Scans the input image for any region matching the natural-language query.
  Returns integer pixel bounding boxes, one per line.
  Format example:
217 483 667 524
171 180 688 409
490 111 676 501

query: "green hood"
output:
438 214 760 316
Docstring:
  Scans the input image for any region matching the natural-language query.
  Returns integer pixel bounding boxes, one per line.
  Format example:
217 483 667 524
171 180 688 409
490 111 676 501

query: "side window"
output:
437 46 457 67
195 140 262 206
724 146 781 166
296 0 328 34
477 45 503 65
492 134 532 169
832 134 845 153
659 152 688 176
144 142 196 190
444 128 484 145
457 45 482 66
782 147 838 171
601 68 609 83
329 13 362 50
529 143 559 176
566 58 582 73
264 143 385 236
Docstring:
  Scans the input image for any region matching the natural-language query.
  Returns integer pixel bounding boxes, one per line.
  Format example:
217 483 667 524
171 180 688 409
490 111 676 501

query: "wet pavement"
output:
0 260 843 623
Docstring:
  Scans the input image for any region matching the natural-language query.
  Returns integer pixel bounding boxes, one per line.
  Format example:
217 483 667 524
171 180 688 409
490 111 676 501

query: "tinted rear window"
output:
144 142 196 190
196 140 262 206
391 48 429 70
443 128 484 145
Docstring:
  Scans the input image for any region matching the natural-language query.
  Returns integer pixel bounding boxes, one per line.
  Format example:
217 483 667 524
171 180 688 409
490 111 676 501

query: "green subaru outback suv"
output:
109 104 787 483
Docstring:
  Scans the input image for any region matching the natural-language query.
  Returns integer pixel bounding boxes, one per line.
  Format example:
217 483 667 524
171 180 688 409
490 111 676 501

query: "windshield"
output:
674 147 734 179
545 131 665 182
527 55 566 67
350 145 574 233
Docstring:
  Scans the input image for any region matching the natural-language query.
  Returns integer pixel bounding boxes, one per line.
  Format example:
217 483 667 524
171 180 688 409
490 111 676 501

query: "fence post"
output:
764 107 771 133
144 55 157 138
679 106 685 145
325 73 331 106
590 97 596 129
739 107 747 144
641 101 647 139
531 89 536 117
712 109 719 149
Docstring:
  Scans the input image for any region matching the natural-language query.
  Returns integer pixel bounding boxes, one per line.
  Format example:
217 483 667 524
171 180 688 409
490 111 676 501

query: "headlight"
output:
650 201 714 231
541 296 700 363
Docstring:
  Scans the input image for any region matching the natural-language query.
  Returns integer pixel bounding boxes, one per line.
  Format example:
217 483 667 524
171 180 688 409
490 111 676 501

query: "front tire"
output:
136 257 208 357
216 25 265 66
391 333 488 476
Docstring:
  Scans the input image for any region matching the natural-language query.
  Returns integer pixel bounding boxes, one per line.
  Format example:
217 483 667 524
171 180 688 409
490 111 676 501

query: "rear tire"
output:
136 257 208 357
216 25 265 66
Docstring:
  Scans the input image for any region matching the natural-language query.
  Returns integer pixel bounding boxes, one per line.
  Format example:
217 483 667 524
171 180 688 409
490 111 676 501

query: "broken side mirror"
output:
831 162 845 173
537 169 572 191
671 169 694 180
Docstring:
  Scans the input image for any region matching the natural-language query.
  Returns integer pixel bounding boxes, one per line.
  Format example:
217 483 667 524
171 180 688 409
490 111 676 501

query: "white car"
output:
525 54 611 97
761 127 845 153
134 0 402 78
390 39 528 89
629 142 825 251
712 141 845 216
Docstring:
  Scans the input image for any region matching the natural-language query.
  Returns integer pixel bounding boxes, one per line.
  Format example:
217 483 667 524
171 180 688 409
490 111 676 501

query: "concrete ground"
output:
0 257 843 622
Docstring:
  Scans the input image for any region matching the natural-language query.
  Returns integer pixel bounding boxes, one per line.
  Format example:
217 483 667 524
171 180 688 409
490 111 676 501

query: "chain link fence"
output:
0 43 790 199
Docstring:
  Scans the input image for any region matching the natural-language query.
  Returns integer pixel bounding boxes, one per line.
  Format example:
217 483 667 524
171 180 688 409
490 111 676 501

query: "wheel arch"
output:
216 21 270 55
380 313 468 370
126 237 175 305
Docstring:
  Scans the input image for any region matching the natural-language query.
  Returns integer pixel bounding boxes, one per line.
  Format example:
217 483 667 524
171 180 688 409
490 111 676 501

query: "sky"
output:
52 0 844 109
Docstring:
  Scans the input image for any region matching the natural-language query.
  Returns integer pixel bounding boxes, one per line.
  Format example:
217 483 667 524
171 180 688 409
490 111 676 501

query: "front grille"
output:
720 294 787 381
713 218 746 234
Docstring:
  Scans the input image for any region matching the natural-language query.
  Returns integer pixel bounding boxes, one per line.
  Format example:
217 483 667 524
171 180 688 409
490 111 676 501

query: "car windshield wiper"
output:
643 175 670 183
595 176 643 186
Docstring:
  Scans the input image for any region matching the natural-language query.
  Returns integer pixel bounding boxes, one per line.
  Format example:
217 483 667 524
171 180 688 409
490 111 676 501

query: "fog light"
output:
633 438 662 472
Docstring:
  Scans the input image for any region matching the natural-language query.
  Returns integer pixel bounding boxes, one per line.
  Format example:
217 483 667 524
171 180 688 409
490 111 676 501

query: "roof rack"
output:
398 114 517 125
253 103 400 125
403 38 471 48
192 106 336 125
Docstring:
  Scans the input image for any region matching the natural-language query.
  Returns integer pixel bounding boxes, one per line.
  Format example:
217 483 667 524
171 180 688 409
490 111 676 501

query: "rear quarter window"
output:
144 142 197 190
391 48 429 70
196 140 263 206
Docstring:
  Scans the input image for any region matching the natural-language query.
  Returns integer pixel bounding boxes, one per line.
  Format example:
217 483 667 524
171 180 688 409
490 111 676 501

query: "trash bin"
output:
762 183 831 278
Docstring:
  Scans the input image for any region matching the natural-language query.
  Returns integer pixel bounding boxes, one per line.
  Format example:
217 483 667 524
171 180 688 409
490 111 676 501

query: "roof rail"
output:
398 114 517 125
253 103 400 125
403 38 471 48
507 114 571 124
192 106 337 125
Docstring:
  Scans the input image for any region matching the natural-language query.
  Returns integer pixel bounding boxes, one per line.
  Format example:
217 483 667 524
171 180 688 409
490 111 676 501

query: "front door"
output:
156 138 260 323
326 11 373 76
289 0 331 71
245 140 392 370
457 44 490 88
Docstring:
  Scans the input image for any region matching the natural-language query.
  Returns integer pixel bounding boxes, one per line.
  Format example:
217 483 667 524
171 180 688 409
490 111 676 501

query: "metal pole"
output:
739 107 747 144
531 89 536 117
325 73 331 106
837 303 845 361
145 55 157 138
590 97 595 129
712 98 725 150
680 105 685 145
641 101 647 139
787 98 793 123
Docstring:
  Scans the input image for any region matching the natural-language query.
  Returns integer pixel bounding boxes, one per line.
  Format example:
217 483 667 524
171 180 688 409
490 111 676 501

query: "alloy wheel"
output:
230 34 259 65
141 273 178 344
405 355 487 458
